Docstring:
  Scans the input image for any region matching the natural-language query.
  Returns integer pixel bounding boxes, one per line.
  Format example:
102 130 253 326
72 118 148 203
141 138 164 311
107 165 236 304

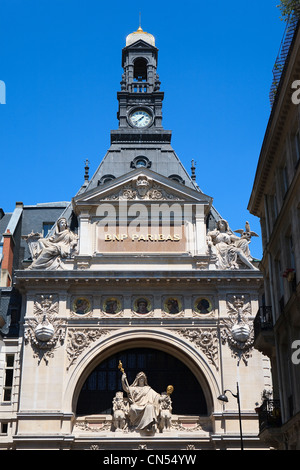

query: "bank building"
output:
0 26 272 450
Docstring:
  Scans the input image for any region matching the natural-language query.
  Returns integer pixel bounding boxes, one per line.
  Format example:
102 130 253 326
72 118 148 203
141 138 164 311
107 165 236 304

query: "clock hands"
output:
130 110 151 127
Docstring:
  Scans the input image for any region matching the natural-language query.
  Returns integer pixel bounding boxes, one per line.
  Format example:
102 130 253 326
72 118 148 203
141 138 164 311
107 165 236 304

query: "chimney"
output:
1 230 15 287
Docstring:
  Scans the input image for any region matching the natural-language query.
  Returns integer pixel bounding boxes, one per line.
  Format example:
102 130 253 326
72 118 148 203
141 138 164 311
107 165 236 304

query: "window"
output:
76 348 207 416
98 175 116 185
130 156 151 169
3 354 14 402
133 58 147 82
43 222 54 237
0 423 8 434
168 174 185 185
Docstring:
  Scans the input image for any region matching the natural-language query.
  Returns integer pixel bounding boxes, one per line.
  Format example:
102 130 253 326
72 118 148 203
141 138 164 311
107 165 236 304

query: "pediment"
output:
123 39 157 51
72 168 212 211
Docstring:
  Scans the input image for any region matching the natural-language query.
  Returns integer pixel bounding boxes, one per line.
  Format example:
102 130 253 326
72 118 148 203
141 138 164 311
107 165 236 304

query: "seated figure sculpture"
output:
26 218 78 270
120 371 173 433
207 219 258 270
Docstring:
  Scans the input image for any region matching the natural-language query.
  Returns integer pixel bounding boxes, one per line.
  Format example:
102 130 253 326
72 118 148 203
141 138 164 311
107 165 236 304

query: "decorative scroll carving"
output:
66 328 111 369
173 328 219 370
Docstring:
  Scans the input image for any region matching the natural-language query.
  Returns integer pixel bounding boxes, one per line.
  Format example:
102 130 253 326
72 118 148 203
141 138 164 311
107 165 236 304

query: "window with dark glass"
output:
76 348 208 416
3 355 14 402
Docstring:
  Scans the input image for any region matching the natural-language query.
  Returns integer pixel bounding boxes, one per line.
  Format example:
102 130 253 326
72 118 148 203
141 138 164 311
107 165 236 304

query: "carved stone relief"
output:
25 295 65 364
66 328 112 369
24 218 78 271
173 328 219 370
207 220 259 271
100 176 181 201
220 294 254 365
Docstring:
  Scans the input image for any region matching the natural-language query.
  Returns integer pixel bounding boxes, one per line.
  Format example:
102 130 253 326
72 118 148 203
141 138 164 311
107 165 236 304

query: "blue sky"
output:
0 1 287 259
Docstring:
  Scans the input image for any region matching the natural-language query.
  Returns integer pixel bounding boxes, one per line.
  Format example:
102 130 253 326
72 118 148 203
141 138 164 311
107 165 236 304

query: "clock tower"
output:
117 26 164 130
85 25 199 193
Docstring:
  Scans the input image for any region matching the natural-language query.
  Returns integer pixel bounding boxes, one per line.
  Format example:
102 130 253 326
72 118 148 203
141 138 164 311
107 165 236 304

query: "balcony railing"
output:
257 399 282 433
254 306 273 338
270 10 300 108
128 82 151 93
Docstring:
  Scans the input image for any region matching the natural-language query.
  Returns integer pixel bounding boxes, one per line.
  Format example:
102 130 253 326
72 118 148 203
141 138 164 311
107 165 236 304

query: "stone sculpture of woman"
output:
207 219 257 270
121 371 161 432
27 218 78 270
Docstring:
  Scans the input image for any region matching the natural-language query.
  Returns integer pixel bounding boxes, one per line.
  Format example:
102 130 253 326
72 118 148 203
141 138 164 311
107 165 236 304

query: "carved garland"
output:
66 328 112 369
172 328 219 370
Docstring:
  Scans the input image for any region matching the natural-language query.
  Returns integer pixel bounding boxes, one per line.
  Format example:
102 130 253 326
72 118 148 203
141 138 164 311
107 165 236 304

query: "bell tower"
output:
117 26 164 130
85 26 199 191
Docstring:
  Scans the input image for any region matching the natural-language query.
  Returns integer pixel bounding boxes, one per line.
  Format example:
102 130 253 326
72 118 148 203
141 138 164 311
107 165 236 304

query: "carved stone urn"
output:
231 323 250 343
34 315 55 342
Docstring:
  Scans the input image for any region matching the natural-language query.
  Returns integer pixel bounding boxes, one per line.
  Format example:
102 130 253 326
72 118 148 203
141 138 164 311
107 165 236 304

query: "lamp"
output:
218 382 243 450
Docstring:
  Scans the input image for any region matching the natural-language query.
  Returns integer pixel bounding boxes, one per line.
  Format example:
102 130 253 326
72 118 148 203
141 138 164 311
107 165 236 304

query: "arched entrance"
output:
76 347 208 417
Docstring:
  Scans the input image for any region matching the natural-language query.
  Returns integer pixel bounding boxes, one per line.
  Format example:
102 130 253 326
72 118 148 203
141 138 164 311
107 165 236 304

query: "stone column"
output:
78 211 92 256
195 205 206 255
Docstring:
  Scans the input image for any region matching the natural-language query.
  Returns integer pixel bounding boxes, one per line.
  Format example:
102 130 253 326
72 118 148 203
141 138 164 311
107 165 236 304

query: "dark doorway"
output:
76 347 208 416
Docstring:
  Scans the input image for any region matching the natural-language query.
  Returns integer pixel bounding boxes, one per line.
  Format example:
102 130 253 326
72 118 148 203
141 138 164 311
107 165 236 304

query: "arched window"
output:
76 347 208 416
98 175 116 185
133 58 147 82
130 156 151 169
168 174 185 185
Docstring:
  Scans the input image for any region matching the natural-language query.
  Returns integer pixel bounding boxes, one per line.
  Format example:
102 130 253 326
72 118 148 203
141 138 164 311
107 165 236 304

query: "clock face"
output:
129 110 152 128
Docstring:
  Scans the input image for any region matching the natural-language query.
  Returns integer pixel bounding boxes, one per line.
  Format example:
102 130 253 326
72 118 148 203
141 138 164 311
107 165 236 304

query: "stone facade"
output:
0 26 271 450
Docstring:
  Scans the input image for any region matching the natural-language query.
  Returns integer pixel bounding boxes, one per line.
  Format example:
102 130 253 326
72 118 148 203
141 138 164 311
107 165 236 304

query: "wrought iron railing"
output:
258 399 282 432
254 306 273 339
270 10 300 108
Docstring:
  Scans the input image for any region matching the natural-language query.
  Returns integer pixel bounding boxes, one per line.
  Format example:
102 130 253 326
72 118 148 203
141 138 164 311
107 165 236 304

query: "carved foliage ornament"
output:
25 295 65 364
66 328 111 369
173 328 219 370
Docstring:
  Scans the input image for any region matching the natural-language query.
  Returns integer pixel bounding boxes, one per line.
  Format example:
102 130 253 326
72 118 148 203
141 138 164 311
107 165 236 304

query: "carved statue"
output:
121 371 161 432
26 218 78 270
116 362 174 433
112 391 129 431
158 390 173 432
207 219 258 270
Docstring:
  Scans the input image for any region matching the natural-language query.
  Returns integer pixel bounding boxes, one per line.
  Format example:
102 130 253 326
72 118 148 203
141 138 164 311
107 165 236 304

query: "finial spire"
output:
84 159 90 182
191 159 196 181
137 12 143 31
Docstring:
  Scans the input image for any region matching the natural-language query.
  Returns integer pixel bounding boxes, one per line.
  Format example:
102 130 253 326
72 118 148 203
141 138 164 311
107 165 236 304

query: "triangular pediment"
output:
123 39 157 51
72 168 212 210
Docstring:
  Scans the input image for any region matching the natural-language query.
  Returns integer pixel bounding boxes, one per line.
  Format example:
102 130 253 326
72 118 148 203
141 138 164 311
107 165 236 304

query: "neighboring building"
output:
249 11 300 450
0 26 271 450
